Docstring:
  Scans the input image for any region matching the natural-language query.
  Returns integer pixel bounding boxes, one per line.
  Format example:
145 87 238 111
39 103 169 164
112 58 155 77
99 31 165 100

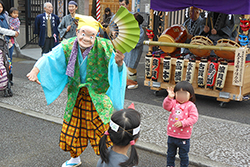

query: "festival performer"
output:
163 81 199 167
182 6 204 59
202 12 234 45
124 13 144 89
27 14 127 167
58 1 78 40
97 107 141 167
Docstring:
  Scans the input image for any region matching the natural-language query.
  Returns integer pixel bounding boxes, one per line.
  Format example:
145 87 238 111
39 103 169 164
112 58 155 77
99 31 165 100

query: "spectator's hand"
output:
27 67 41 85
167 87 175 99
115 50 124 66
15 31 19 37
204 26 210 33
211 28 217 35
174 121 182 128
66 25 71 32
74 20 78 27
11 26 14 30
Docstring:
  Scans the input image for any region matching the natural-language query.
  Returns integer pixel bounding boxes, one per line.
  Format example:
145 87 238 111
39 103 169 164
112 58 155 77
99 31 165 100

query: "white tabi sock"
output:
68 156 81 164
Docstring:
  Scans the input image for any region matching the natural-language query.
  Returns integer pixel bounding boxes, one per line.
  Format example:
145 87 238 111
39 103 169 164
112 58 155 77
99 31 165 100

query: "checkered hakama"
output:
59 87 112 157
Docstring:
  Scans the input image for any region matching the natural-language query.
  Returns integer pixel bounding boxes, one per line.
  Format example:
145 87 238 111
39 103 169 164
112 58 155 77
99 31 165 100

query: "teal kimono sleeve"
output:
35 44 68 105
106 51 127 111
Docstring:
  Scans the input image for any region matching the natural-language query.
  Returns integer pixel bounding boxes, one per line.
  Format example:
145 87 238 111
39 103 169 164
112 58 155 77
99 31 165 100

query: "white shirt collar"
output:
45 13 51 19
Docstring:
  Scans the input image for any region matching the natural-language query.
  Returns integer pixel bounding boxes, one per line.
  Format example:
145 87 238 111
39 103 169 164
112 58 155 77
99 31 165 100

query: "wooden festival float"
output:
143 0 250 106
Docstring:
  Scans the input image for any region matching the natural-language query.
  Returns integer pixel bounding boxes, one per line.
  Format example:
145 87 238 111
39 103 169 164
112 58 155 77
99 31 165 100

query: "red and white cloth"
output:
96 0 101 22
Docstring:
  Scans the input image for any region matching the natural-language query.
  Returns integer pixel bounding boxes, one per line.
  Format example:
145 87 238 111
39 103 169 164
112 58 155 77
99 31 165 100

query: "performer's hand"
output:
235 37 239 43
174 121 182 128
27 67 41 85
115 50 124 67
74 20 78 27
66 25 71 32
211 28 217 35
167 87 175 99
204 26 210 33
187 34 193 39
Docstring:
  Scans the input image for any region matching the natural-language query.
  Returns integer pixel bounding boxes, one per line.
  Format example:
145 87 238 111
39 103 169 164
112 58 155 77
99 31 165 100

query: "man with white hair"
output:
34 2 60 54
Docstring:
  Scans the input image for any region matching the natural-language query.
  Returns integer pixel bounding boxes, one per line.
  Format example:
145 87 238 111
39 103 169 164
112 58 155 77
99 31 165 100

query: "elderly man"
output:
34 2 60 54
58 1 78 40
27 14 126 167
182 6 204 58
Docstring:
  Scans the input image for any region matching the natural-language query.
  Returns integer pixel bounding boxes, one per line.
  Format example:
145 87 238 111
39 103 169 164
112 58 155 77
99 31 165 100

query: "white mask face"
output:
77 26 97 48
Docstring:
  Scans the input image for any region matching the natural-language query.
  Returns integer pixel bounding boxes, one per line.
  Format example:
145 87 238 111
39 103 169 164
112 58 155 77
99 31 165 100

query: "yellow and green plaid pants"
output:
59 87 112 157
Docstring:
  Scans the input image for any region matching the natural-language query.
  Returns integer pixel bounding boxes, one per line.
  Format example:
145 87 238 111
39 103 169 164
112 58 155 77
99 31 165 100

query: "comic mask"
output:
239 34 249 46
240 19 250 32
77 26 97 48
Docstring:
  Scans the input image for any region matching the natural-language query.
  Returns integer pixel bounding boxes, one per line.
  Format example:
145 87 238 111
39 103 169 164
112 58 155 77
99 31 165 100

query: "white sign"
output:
232 47 247 86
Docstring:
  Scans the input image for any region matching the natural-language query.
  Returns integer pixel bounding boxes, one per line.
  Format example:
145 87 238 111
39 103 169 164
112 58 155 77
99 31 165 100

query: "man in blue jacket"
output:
34 2 60 54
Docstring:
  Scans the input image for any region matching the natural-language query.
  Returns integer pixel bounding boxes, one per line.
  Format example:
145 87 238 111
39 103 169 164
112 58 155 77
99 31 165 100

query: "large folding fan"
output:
105 6 140 54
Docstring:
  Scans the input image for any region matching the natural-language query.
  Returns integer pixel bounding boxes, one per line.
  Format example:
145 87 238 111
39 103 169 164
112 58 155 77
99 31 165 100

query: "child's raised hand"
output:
167 87 175 99
174 121 182 128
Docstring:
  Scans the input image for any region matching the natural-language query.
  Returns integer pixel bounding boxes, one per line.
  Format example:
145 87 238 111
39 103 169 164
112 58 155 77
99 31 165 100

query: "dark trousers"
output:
42 37 54 54
167 136 190 167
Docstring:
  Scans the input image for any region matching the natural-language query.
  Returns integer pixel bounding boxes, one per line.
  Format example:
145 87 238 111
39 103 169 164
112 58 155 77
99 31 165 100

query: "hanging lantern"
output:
151 53 161 81
215 61 228 90
185 59 196 84
145 52 153 79
197 59 208 88
174 57 184 83
163 56 171 82
206 60 219 89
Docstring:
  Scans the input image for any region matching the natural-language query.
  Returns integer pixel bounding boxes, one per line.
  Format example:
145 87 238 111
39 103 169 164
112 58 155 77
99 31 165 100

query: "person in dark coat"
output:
34 2 60 54
202 12 234 45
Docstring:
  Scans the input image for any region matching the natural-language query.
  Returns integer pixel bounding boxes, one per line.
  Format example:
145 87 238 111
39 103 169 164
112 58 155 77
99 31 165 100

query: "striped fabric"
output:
0 52 8 90
59 87 112 157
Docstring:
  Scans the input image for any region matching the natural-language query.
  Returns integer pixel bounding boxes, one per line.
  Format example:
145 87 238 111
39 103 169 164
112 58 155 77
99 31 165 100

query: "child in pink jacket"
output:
162 81 198 167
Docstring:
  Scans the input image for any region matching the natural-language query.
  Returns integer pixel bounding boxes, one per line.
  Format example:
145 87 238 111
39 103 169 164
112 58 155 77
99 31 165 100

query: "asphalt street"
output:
0 107 198 167
0 50 247 166
12 56 250 125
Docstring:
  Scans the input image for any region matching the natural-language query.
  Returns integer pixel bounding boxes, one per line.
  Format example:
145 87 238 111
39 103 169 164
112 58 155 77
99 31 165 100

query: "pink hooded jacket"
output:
163 96 199 139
